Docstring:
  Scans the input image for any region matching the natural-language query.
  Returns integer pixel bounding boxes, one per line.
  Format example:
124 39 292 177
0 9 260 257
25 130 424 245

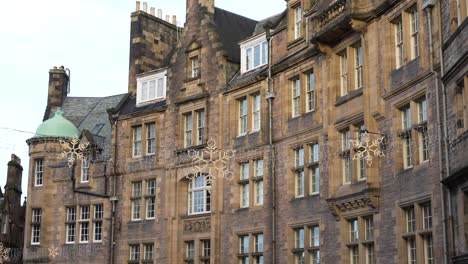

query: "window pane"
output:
254 45 260 67
262 41 268 65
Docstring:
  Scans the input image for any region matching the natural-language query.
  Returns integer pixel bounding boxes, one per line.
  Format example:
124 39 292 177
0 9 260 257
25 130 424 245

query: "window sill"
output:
335 88 363 106
180 212 211 219
238 179 249 184
290 196 306 202
77 183 92 189
401 232 416 239
185 76 201 83
361 240 375 245
287 37 305 50
136 97 166 108
237 207 250 212
291 248 305 253
237 133 247 138
345 241 359 247
175 144 207 155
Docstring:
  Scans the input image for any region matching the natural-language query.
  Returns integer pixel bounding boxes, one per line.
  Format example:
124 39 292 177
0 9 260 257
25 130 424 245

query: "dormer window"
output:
240 34 268 73
136 70 167 106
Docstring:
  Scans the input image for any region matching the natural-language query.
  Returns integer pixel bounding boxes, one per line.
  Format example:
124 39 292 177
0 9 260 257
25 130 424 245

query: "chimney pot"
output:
172 15 177 25
136 1 140 11
150 7 155 16
158 9 162 18
143 2 148 12
165 15 170 22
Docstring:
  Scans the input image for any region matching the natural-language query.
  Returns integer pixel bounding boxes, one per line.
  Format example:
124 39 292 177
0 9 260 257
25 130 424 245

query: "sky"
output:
0 0 286 199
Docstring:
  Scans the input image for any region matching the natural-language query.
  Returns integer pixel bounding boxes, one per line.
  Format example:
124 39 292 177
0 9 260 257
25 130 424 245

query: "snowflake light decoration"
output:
187 138 235 186
350 132 385 166
48 245 60 258
58 138 89 168
0 242 10 263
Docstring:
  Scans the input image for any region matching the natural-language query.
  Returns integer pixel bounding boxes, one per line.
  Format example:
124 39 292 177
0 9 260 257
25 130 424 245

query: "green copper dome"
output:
34 108 80 138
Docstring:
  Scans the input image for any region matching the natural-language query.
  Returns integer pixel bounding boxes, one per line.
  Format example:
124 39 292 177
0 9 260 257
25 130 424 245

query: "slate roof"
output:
118 96 167 116
46 94 127 159
252 10 286 36
214 8 257 63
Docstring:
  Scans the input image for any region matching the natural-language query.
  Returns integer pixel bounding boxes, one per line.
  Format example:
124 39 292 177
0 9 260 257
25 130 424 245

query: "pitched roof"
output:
118 96 167 116
46 94 127 159
252 10 286 36
214 8 257 63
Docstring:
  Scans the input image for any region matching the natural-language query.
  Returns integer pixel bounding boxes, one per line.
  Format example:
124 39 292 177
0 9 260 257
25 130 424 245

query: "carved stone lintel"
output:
183 218 211 233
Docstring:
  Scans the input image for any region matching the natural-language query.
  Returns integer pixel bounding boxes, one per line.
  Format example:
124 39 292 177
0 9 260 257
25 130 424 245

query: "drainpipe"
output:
425 5 450 264
109 116 119 264
264 23 276 264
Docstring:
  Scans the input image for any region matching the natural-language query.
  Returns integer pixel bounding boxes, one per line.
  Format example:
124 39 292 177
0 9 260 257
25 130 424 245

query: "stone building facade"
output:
23 0 467 264
0 154 25 264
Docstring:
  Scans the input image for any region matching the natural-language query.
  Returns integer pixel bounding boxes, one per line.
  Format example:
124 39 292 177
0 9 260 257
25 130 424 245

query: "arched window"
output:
188 174 211 215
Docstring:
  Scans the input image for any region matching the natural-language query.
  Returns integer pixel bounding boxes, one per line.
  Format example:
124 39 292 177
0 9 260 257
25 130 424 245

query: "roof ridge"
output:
214 7 258 23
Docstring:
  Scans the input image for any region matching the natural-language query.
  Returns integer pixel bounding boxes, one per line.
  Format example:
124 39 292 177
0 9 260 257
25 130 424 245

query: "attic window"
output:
240 34 268 74
136 70 167 106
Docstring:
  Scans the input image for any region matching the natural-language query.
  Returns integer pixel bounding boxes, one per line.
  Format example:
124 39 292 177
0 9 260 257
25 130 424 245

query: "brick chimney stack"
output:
128 2 179 95
6 154 22 196
46 66 69 120
187 0 214 14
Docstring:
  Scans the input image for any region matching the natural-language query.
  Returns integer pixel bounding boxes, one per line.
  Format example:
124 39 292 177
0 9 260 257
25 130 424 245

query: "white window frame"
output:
342 129 352 184
292 78 301 117
394 17 404 69
402 105 413 168
354 43 363 90
410 9 420 60
349 218 359 242
239 98 248 135
66 207 76 244
146 179 156 219
136 70 167 106
129 244 140 262
93 204 103 242
34 159 43 187
339 52 348 96
254 159 264 205
132 126 142 157
202 239 211 258
306 71 316 112
294 5 302 39
184 112 193 148
144 243 154 261
186 240 195 259
131 181 142 221
252 94 261 131
240 162 250 208
188 174 211 215
79 205 90 243
81 157 90 183
191 56 200 78
196 109 205 145
240 34 268 73
146 123 156 155
31 208 41 245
